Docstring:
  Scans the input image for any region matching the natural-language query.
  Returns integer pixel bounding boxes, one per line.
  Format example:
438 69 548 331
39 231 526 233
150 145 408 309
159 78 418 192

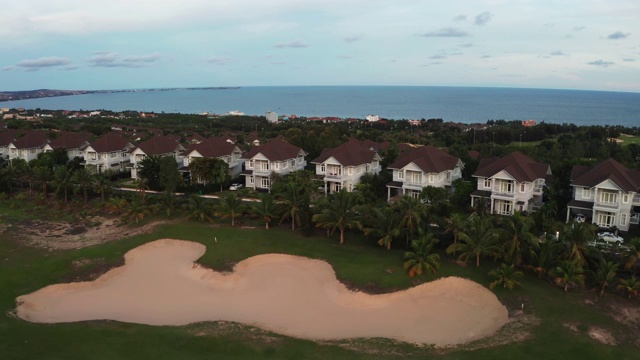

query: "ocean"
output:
2 86 639 127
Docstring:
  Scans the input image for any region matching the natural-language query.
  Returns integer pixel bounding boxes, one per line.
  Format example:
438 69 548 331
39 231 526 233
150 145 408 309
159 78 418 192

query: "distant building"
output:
265 111 278 123
522 120 537 127
366 114 380 122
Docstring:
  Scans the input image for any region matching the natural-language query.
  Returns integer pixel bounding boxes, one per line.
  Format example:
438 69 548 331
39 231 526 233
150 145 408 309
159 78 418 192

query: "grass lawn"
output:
617 133 640 146
1 221 639 359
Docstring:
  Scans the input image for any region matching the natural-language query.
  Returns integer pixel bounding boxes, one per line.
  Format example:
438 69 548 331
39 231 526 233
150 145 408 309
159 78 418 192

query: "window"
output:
89 153 96 160
320 165 325 173
429 174 435 183
398 170 404 179
348 167 352 175
411 172 422 183
249 177 254 184
599 191 618 204
410 191 420 199
497 201 513 215
484 178 491 189
334 183 342 192
274 162 279 170
29 148 36 154
290 160 295 167
621 213 628 227
122 151 128 158
499 181 513 194
261 162 269 170
283 161 288 168
261 178 270 188
597 213 615 227
623 194 629 203
110 152 117 158
582 187 591 199
365 164 370 173
249 160 254 168
520 183 526 192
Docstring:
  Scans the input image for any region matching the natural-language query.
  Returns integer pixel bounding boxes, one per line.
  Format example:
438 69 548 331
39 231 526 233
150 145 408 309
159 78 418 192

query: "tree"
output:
617 276 640 299
446 212 467 252
106 197 128 215
186 195 213 222
276 181 308 231
52 167 72 203
551 261 585 292
72 168 93 204
560 222 596 267
499 212 539 267
363 207 402 250
392 196 426 248
446 214 501 267
123 196 150 224
404 234 441 277
138 155 162 190
250 193 277 229
592 259 619 297
215 192 245 226
489 263 524 290
34 166 52 198
312 190 362 244
93 173 112 203
158 156 182 193
211 159 230 192
188 157 217 185
624 237 640 276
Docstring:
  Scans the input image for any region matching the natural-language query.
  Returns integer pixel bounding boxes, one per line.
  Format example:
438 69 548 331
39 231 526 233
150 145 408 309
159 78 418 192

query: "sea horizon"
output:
2 85 639 127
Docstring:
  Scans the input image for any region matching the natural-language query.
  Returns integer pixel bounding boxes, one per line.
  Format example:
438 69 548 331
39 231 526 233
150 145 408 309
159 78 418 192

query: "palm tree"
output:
133 178 148 200
363 207 402 250
158 191 178 217
489 263 524 290
312 190 362 244
106 197 129 215
560 222 596 267
499 212 539 267
404 234 441 277
525 240 562 278
624 237 640 276
52 167 72 203
215 192 246 226
551 261 585 292
186 195 213 222
34 166 51 198
250 193 277 229
617 276 640 299
446 212 467 251
72 168 93 204
277 182 306 231
446 214 501 267
592 259 619 297
93 173 112 203
123 196 150 224
392 196 425 248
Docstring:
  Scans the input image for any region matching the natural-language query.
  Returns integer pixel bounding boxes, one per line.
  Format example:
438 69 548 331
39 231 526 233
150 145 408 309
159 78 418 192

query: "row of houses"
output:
2 129 639 232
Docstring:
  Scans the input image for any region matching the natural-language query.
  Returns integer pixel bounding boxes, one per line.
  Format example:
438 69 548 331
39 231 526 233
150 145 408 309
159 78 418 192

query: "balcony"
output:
325 173 343 179
253 168 271 176
594 201 620 210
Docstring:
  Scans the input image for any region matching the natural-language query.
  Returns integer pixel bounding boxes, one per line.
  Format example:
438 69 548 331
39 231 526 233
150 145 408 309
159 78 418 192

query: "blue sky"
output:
2 0 639 92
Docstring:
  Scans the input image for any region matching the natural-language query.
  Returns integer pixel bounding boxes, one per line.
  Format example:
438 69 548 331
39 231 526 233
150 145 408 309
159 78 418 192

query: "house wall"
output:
83 146 132 173
243 153 307 190
314 156 381 192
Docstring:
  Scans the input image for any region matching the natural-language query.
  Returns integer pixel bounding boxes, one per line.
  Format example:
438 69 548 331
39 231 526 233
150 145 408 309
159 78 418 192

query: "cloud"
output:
16 56 72 69
474 12 492 26
587 60 614 67
274 40 309 48
453 14 467 22
549 50 567 56
206 56 233 65
429 54 446 59
481 55 491 59
337 55 352 59
87 52 159 67
344 36 361 44
607 31 630 40
419 27 470 38
3 66 14 71
573 26 585 31
459 42 473 48
123 53 161 63
622 58 635 62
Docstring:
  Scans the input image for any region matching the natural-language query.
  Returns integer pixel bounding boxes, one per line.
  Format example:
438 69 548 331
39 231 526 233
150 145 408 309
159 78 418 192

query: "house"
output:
311 139 383 193
566 158 640 231
240 137 307 191
470 151 550 215
129 136 186 179
182 137 243 179
8 130 49 162
83 132 136 173
386 145 464 200
0 129 17 159
44 131 91 160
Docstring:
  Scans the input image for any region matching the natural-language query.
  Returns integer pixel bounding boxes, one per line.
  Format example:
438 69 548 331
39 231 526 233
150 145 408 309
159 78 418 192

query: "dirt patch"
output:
563 322 618 346
188 321 284 347
3 216 172 250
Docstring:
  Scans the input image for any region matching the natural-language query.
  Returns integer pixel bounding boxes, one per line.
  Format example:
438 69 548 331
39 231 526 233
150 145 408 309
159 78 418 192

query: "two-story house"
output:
0 129 17 160
312 139 383 193
182 137 243 180
471 151 551 215
83 132 136 173
44 131 91 161
566 158 640 231
8 130 49 162
386 145 464 200
130 136 186 179
241 137 307 191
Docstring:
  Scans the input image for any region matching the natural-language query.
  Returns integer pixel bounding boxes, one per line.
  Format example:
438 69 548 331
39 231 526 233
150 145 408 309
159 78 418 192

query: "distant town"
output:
0 87 240 102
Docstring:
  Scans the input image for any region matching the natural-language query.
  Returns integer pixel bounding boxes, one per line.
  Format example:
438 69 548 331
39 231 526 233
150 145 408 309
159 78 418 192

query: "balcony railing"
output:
594 201 620 210
325 173 343 179
492 191 515 198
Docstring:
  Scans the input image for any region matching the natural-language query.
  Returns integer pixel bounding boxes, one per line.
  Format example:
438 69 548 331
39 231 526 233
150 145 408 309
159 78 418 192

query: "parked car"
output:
229 183 243 191
596 232 624 244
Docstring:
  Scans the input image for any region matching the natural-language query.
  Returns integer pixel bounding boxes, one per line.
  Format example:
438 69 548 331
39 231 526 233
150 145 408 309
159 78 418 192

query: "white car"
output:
597 232 624 244
229 183 243 191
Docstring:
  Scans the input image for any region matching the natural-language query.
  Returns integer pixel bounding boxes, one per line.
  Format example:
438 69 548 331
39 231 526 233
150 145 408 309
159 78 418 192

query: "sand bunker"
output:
16 239 508 345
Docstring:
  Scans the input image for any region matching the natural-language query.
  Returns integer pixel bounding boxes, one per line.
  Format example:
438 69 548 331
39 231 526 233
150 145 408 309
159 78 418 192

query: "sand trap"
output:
16 239 508 345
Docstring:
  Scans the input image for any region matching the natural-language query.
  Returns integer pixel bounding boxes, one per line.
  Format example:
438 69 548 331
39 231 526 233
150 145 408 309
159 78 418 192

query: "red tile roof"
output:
571 158 640 192
312 139 382 166
12 130 49 149
135 135 183 155
89 132 134 153
388 145 461 173
474 151 550 182
187 137 238 158
242 137 306 161
0 129 18 146
48 131 91 150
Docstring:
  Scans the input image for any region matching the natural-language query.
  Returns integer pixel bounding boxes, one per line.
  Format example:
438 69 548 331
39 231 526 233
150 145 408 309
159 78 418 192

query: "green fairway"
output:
1 222 638 359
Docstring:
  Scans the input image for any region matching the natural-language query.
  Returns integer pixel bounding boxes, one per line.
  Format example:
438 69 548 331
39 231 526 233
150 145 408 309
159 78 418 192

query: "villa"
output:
182 137 243 180
129 136 186 179
240 136 307 191
7 130 49 162
83 132 136 173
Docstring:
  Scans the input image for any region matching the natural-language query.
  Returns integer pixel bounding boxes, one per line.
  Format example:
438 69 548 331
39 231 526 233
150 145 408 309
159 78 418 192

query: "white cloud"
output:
274 40 309 48
16 56 72 69
607 31 630 39
474 12 492 26
419 28 470 38
206 56 233 65
587 60 614 67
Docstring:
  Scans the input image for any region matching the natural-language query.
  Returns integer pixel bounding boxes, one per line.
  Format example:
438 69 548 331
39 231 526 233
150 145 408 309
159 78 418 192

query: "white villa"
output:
241 136 307 191
83 132 136 173
44 131 91 161
182 137 243 179
8 130 49 162
130 136 186 179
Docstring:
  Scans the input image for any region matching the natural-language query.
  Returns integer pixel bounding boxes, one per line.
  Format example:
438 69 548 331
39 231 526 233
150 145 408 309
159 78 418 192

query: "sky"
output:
1 0 639 92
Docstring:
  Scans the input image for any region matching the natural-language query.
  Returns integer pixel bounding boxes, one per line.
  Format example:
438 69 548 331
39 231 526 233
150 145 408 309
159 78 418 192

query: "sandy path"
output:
16 239 508 345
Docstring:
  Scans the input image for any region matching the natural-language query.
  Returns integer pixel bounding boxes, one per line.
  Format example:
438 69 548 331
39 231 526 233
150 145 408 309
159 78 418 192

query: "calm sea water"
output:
3 86 639 127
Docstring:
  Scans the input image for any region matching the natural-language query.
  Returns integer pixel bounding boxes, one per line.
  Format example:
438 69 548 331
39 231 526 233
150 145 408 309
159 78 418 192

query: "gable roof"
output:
48 131 91 150
243 136 306 161
312 139 381 166
89 132 134 153
570 158 640 192
135 135 183 155
388 145 461 173
187 136 239 158
0 129 18 146
473 151 550 182
12 130 49 149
